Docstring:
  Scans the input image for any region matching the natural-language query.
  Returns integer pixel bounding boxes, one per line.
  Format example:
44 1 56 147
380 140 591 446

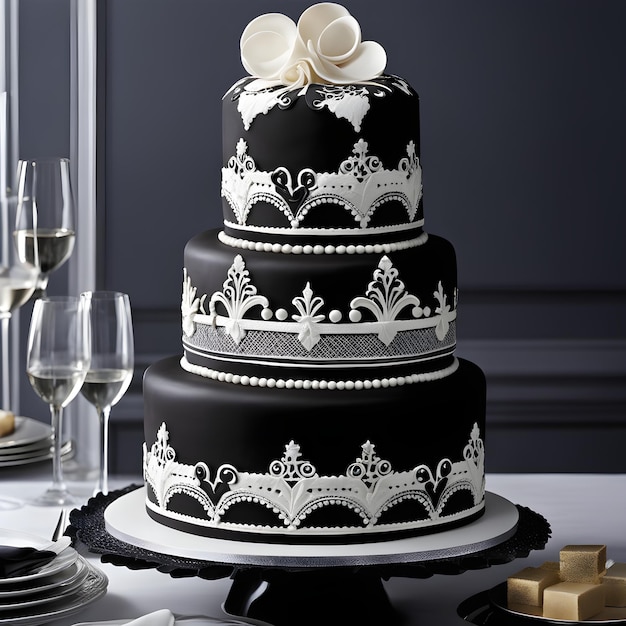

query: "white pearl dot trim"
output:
180 356 459 389
218 230 428 254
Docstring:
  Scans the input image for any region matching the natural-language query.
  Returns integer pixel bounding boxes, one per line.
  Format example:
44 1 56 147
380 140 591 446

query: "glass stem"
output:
0 314 11 411
98 405 111 495
50 405 66 492
36 273 49 299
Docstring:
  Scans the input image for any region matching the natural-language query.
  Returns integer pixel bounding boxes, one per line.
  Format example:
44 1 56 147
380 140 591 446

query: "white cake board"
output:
104 487 519 568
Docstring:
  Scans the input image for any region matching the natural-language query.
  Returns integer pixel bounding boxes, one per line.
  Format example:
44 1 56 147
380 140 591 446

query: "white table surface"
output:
1 466 625 626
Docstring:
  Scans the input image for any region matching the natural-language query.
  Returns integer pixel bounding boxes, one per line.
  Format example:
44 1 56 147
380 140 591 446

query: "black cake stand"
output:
68 484 551 626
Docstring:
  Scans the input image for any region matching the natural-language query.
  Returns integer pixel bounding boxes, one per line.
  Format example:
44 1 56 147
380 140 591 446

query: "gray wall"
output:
14 0 73 449
17 0 626 474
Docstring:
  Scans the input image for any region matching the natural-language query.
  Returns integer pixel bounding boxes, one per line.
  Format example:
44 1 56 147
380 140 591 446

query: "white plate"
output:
0 442 73 468
0 440 71 462
0 559 108 626
0 558 87 598
0 549 78 586
0 439 52 457
0 531 70 554
0 559 89 612
0 446 52 462
0 529 78 586
0 527 65 551
0 418 51 450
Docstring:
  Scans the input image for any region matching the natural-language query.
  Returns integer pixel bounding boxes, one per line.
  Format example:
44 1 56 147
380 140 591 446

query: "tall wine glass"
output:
0 195 39 412
80 291 134 496
0 196 39 511
14 157 76 298
26 296 90 506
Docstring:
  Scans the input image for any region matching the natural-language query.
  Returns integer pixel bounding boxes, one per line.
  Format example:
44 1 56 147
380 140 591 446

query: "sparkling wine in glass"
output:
14 158 76 298
0 195 39 412
26 296 90 506
80 291 134 496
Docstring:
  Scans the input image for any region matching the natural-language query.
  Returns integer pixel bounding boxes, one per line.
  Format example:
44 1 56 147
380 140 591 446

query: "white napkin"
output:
74 610 175 626
73 609 271 626
125 610 175 626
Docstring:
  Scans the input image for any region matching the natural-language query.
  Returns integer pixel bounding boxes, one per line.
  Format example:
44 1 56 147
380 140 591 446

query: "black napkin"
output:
0 545 57 579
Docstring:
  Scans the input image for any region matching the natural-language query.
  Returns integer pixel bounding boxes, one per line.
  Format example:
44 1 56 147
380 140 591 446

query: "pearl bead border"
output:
218 230 428 254
180 355 459 389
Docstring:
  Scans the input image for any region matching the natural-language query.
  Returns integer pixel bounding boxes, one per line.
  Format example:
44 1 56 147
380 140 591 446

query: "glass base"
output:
0 496 24 511
30 487 77 507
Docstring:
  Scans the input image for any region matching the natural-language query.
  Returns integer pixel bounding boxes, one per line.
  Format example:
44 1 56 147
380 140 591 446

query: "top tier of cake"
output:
220 4 423 247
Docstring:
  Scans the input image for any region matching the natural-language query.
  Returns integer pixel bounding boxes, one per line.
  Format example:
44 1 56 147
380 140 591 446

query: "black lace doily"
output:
67 484 551 626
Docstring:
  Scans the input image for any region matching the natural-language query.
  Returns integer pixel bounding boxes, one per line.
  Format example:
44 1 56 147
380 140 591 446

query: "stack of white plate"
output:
0 529 107 626
0 417 72 468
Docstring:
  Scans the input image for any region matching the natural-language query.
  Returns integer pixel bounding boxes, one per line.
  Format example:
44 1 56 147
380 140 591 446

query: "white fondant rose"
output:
240 2 387 89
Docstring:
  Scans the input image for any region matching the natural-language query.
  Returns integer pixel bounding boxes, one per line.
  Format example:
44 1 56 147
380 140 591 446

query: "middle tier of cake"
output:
182 228 458 384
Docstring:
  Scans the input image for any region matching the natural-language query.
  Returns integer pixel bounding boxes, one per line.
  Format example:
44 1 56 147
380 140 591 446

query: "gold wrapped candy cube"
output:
0 410 15 437
603 562 626 607
543 581 606 621
560 544 607 584
507 566 561 607
540 561 560 572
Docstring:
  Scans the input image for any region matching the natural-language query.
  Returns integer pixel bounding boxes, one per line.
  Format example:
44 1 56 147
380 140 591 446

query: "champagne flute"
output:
0 195 39 412
14 157 76 298
80 291 134 496
26 296 90 506
0 196 39 511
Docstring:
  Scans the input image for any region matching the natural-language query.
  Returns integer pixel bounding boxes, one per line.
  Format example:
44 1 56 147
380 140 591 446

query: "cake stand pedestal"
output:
68 485 551 626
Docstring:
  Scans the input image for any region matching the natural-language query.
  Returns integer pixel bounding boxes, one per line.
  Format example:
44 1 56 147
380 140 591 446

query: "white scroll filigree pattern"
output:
221 139 422 229
143 422 486 535
350 255 422 346
208 255 269 344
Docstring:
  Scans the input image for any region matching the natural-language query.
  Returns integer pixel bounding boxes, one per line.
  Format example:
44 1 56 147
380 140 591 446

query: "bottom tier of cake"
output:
142 356 487 544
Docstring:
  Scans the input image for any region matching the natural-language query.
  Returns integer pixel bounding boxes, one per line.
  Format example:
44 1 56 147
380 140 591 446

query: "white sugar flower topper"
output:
240 2 387 90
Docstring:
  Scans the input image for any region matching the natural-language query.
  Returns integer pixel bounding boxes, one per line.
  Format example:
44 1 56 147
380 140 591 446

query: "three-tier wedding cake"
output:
142 2 487 545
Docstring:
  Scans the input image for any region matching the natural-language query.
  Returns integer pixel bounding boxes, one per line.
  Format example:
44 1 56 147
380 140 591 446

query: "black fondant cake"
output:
142 2 487 544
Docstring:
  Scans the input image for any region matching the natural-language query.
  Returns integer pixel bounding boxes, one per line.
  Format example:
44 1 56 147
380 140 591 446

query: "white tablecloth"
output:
1 469 625 626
